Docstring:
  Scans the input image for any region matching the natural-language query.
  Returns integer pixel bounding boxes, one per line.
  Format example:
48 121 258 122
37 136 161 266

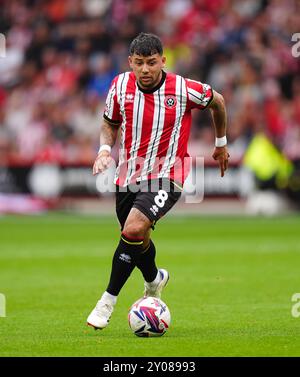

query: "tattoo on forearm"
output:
100 122 118 147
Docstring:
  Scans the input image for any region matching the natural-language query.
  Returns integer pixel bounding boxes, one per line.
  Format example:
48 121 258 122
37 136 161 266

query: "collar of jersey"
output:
136 70 166 94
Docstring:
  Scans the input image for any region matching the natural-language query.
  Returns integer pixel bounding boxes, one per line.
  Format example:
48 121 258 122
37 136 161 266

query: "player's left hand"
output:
212 146 230 177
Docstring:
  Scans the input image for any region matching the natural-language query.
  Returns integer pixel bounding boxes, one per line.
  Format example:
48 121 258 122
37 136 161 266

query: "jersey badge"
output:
164 95 177 109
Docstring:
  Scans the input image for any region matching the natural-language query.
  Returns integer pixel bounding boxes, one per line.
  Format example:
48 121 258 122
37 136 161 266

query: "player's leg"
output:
138 232 169 298
139 228 157 283
87 206 152 330
135 228 159 287
133 179 182 298
105 208 152 296
87 179 181 329
87 188 138 330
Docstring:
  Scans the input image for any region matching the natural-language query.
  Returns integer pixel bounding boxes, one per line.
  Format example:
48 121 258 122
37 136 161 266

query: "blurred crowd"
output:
0 0 299 166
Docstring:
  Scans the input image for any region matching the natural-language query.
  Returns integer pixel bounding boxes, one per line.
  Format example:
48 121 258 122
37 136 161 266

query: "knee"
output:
123 222 147 240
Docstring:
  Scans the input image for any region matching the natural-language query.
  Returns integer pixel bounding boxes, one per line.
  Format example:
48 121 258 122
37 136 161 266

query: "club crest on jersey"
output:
164 95 177 109
125 93 135 103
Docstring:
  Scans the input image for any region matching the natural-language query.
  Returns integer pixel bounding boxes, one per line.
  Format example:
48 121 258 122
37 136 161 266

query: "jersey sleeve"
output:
103 77 122 125
185 78 214 110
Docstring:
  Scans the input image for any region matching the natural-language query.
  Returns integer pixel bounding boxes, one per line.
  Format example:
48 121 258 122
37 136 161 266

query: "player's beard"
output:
139 71 162 89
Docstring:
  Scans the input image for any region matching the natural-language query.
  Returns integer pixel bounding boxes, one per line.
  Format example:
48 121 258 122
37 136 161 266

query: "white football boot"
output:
87 299 114 330
144 269 169 298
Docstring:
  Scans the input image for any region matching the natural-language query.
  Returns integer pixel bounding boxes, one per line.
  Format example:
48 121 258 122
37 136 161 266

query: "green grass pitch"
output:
0 214 300 356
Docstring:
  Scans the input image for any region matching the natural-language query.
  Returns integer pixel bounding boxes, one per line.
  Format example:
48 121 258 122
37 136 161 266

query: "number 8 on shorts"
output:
154 190 168 208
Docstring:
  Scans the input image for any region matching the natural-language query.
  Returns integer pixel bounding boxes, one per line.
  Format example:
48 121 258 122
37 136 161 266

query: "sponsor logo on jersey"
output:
125 93 135 103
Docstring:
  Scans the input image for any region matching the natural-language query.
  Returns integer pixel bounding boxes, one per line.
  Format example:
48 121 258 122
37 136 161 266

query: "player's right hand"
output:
93 151 112 175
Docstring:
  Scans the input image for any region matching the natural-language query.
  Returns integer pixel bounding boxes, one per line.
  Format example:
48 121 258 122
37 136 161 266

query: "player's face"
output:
129 53 166 89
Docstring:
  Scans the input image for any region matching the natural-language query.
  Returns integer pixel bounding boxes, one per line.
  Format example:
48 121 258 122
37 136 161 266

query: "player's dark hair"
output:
129 33 163 56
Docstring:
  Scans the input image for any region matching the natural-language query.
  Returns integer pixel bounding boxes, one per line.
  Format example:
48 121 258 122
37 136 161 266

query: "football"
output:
128 297 171 337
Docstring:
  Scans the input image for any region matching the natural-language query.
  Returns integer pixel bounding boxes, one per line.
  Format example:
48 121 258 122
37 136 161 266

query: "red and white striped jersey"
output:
103 70 213 186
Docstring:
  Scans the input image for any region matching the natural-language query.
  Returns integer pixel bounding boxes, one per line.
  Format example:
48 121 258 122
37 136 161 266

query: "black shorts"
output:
116 179 182 230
